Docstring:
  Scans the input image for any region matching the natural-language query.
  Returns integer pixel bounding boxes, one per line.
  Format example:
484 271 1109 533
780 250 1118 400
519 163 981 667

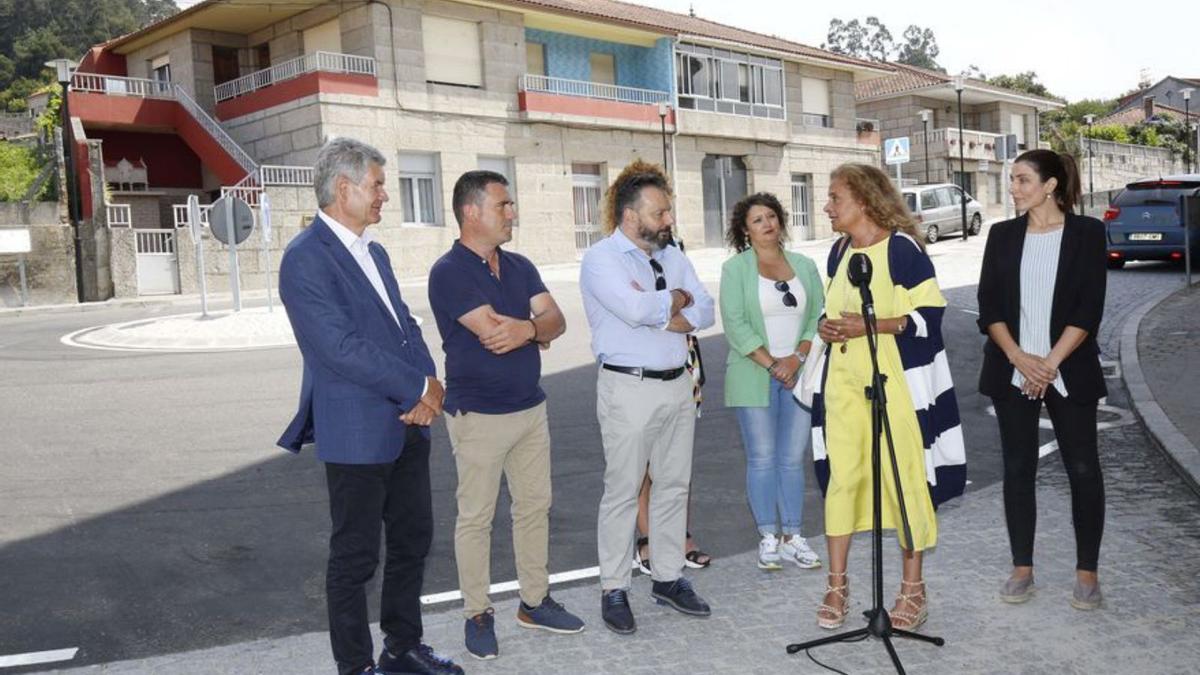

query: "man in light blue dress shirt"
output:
579 160 715 635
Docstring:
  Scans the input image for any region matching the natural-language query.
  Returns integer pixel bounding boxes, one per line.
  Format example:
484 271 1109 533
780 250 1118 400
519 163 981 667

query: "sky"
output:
175 0 1197 102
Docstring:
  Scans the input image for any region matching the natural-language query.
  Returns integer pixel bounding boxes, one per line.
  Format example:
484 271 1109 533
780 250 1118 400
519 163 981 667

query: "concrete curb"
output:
1120 284 1200 496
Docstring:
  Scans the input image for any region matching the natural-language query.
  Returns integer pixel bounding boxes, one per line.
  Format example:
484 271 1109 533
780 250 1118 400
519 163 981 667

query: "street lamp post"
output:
1084 114 1096 209
954 75 967 240
919 109 932 184
657 102 670 175
46 58 84 303
1182 88 1194 174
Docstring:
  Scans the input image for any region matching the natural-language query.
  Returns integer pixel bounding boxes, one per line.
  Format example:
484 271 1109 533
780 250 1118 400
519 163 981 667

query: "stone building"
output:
59 0 889 298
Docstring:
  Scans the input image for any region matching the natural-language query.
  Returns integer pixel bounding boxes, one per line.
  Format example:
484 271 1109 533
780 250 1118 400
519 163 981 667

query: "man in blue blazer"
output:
278 138 463 675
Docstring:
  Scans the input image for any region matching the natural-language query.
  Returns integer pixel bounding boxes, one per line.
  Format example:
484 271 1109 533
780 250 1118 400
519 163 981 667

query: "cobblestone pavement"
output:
48 255 1200 675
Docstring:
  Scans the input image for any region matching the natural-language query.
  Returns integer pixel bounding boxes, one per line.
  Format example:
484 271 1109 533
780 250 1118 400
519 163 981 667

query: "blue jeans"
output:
734 378 812 536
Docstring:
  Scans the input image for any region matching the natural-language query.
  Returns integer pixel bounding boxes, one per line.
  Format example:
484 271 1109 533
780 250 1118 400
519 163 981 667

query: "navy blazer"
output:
976 212 1108 401
277 215 436 463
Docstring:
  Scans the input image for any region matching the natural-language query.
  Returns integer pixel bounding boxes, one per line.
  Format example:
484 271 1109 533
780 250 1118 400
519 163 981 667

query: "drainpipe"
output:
366 0 403 110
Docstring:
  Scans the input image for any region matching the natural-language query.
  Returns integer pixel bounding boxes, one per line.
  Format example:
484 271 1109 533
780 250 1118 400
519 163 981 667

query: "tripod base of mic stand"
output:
785 607 944 674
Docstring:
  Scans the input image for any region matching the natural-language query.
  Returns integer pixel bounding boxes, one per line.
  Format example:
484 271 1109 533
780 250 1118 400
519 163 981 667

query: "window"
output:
675 43 784 119
212 46 240 86
800 77 831 127
1010 113 1027 149
303 19 341 56
990 173 1003 205
526 43 545 76
790 173 812 235
589 52 615 85
920 189 939 211
150 55 171 95
398 153 441 225
423 16 482 87
572 163 605 251
478 156 517 225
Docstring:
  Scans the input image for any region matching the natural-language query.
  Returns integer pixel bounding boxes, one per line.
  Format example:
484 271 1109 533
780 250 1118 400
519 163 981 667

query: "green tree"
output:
824 17 942 70
0 142 42 202
985 71 1061 101
0 0 180 111
895 26 943 72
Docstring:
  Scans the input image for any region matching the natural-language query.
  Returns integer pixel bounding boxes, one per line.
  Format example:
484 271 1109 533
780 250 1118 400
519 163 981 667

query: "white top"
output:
320 209 402 330
1013 228 1067 396
759 274 805 358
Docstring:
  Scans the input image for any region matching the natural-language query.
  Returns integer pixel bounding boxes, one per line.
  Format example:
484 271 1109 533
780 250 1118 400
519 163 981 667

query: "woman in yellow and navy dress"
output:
810 164 966 631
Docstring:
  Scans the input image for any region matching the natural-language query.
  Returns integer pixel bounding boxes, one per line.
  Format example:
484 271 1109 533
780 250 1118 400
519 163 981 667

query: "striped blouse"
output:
1012 229 1068 396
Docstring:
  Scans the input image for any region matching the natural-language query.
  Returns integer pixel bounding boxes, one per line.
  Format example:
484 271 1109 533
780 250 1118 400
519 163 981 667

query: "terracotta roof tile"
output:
1097 101 1188 126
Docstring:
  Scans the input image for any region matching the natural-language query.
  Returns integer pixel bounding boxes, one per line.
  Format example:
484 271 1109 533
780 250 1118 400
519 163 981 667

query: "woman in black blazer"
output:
976 149 1107 611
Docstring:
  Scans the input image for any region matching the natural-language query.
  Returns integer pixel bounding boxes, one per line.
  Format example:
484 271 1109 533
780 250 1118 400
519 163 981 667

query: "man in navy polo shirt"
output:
428 170 585 660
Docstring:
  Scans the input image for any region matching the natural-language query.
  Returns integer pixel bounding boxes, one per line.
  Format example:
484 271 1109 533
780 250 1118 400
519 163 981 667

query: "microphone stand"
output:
786 264 944 673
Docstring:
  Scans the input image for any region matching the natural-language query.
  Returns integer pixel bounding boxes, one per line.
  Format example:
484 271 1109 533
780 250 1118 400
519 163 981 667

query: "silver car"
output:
902 183 983 244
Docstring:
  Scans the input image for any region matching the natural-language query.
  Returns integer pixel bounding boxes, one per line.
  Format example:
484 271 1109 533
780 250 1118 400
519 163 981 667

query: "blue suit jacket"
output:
276 215 436 464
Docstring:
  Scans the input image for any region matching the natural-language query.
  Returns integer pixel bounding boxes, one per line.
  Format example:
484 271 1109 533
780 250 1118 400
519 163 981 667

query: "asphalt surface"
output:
0 238 1187 670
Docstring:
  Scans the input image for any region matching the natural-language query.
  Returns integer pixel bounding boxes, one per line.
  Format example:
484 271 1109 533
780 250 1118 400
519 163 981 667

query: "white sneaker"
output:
758 533 783 570
779 536 822 569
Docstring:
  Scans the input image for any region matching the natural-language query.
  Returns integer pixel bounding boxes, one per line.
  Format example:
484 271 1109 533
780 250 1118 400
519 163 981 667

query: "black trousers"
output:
325 427 433 675
992 386 1105 572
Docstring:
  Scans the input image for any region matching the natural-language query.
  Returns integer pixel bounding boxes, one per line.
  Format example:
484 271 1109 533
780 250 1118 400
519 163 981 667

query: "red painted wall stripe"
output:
215 71 377 120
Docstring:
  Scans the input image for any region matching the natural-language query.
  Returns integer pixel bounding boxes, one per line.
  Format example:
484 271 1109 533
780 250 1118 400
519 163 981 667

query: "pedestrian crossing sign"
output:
884 137 911 165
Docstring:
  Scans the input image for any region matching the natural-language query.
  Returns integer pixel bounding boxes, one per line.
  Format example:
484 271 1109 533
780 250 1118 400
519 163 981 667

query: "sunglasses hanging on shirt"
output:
774 280 798 308
649 258 667 291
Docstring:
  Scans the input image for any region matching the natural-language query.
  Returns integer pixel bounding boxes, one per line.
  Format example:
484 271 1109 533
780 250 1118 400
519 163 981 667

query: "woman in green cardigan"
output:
719 192 825 571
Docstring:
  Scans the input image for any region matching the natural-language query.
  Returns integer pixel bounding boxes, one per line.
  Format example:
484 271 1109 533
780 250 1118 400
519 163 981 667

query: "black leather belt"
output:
602 364 687 381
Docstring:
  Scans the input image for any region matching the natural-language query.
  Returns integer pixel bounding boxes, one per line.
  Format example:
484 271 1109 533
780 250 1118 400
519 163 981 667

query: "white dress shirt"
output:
320 209 402 330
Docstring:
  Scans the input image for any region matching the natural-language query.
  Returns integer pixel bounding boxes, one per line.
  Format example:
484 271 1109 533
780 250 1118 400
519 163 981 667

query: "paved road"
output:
0 235 1190 670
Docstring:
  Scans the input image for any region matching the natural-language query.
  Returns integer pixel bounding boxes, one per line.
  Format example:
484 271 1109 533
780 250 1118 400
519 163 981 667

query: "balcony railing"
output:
261 165 314 186
106 203 131 228
72 73 174 99
915 127 1004 160
519 74 670 106
172 203 212 229
214 51 377 103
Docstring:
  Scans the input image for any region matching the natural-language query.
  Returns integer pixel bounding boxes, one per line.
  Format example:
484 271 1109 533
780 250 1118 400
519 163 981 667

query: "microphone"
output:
847 253 876 320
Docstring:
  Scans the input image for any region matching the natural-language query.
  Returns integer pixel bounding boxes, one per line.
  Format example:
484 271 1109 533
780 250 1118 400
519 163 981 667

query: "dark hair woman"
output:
719 192 825 571
976 149 1108 610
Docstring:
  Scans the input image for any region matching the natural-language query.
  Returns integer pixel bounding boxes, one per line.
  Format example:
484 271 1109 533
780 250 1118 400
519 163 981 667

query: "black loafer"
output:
377 644 464 675
651 577 711 617
601 589 636 634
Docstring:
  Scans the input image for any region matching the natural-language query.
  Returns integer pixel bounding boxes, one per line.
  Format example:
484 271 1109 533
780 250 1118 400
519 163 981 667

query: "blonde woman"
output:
810 164 966 631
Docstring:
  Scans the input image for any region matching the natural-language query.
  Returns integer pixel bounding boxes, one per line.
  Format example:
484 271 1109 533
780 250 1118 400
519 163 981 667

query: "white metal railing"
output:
214 51 377 103
221 169 263 206
260 165 314 186
172 203 213 229
173 84 258 174
519 74 670 106
72 73 175 99
135 229 176 255
106 203 131 228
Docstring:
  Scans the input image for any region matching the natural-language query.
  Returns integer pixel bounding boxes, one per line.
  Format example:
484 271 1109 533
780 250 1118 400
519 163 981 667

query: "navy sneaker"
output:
651 577 711 617
464 607 498 660
377 644 464 675
601 589 636 635
517 594 585 634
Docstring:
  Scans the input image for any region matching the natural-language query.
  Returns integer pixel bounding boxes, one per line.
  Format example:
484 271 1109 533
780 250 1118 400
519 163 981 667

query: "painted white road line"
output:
0 648 79 669
1039 440 1059 458
960 308 980 315
420 566 600 606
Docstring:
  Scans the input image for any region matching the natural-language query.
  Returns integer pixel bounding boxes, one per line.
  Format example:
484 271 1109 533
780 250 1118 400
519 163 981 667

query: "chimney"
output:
1143 95 1155 120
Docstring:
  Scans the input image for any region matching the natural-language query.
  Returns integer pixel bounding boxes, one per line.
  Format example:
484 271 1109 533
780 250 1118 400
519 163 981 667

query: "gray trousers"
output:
596 367 696 591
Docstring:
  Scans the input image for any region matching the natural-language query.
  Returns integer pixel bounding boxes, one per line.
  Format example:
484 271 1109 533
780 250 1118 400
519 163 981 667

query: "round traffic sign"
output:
209 196 255 246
